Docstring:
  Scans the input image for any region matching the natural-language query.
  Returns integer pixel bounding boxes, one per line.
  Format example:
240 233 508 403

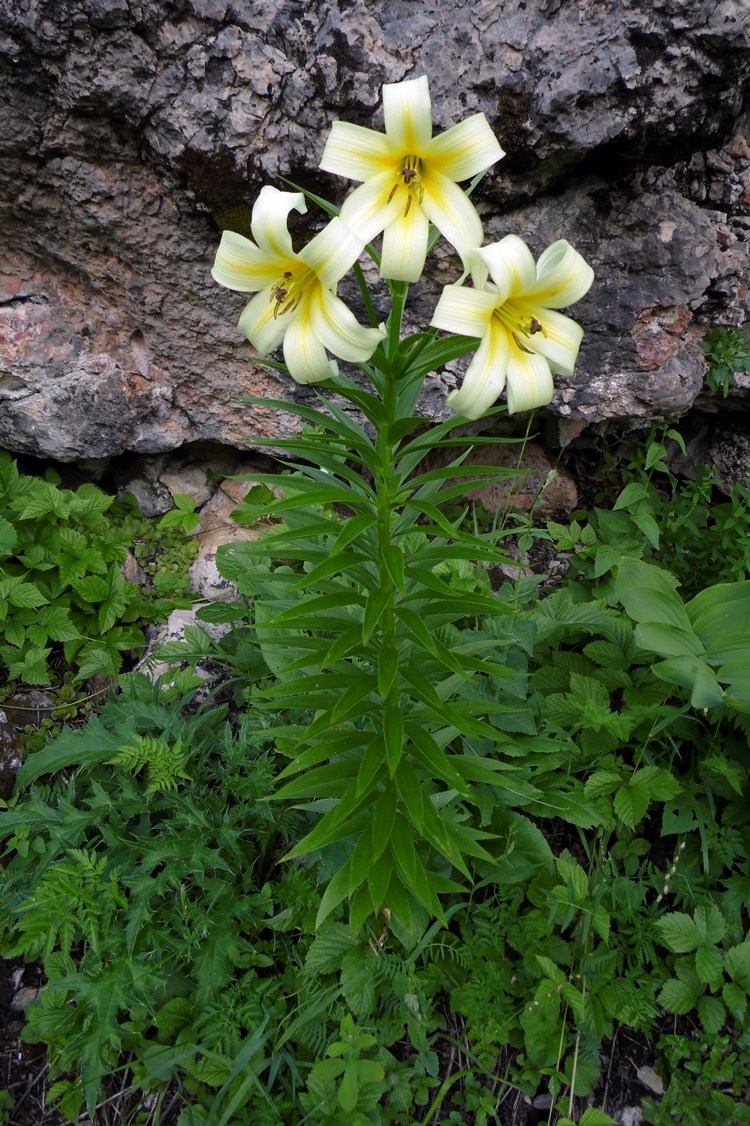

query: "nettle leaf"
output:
305 922 357 975
340 945 378 1018
655 912 700 954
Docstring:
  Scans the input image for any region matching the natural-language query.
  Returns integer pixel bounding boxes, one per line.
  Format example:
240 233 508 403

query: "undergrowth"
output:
1 422 750 1124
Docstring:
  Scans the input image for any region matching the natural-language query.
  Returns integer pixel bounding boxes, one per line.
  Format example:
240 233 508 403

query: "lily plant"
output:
211 75 594 939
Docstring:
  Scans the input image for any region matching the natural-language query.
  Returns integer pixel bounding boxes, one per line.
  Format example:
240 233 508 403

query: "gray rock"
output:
1 0 749 459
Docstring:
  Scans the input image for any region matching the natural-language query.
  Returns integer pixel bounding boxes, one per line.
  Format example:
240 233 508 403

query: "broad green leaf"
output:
688 581 750 651
722 981 747 1020
651 656 724 709
340 945 377 1018
613 482 650 509
694 903 726 945
613 781 651 829
634 621 705 659
615 559 692 630
584 770 623 799
0 515 17 557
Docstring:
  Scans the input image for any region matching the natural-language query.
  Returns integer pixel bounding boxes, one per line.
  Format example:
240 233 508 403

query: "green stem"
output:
386 281 409 360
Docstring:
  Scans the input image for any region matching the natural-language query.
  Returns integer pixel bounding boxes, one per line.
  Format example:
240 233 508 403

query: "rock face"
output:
1 0 749 460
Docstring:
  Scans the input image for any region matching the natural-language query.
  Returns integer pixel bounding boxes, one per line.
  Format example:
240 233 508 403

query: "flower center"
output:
269 270 304 319
492 300 546 353
387 155 424 217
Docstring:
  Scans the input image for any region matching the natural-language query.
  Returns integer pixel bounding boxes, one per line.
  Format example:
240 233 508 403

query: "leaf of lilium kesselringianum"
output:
430 235 595 418
211 186 385 384
319 75 504 283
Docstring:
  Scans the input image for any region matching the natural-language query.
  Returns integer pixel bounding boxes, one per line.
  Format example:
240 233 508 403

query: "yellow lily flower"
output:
211 186 385 384
319 75 504 283
430 235 594 418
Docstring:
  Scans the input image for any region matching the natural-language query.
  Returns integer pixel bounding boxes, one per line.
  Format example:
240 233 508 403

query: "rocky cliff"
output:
1 0 749 460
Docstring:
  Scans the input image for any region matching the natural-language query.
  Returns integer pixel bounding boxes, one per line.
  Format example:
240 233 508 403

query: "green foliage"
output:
643 1032 750 1125
701 325 750 397
159 491 202 534
0 674 318 1122
0 453 155 685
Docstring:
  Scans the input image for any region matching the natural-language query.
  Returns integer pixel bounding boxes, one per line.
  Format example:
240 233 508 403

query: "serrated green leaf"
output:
340 945 377 1017
725 941 750 989
655 912 699 953
696 993 726 1035
658 976 702 1015
306 923 356 975
695 942 724 987
7 582 48 609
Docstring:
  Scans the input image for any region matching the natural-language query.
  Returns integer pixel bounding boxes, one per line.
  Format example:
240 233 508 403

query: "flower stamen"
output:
269 271 301 319
387 155 424 217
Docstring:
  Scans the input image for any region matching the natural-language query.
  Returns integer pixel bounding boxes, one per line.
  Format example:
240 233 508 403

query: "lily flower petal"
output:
338 171 401 245
527 239 595 308
521 306 584 375
382 74 433 154
237 289 289 355
211 231 284 292
425 114 505 183
318 121 395 181
446 319 510 420
474 235 537 301
283 308 338 384
421 169 485 275
320 75 504 281
432 233 593 417
430 284 498 338
380 206 430 283
310 288 386 362
505 348 554 414
300 217 366 289
250 186 306 259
